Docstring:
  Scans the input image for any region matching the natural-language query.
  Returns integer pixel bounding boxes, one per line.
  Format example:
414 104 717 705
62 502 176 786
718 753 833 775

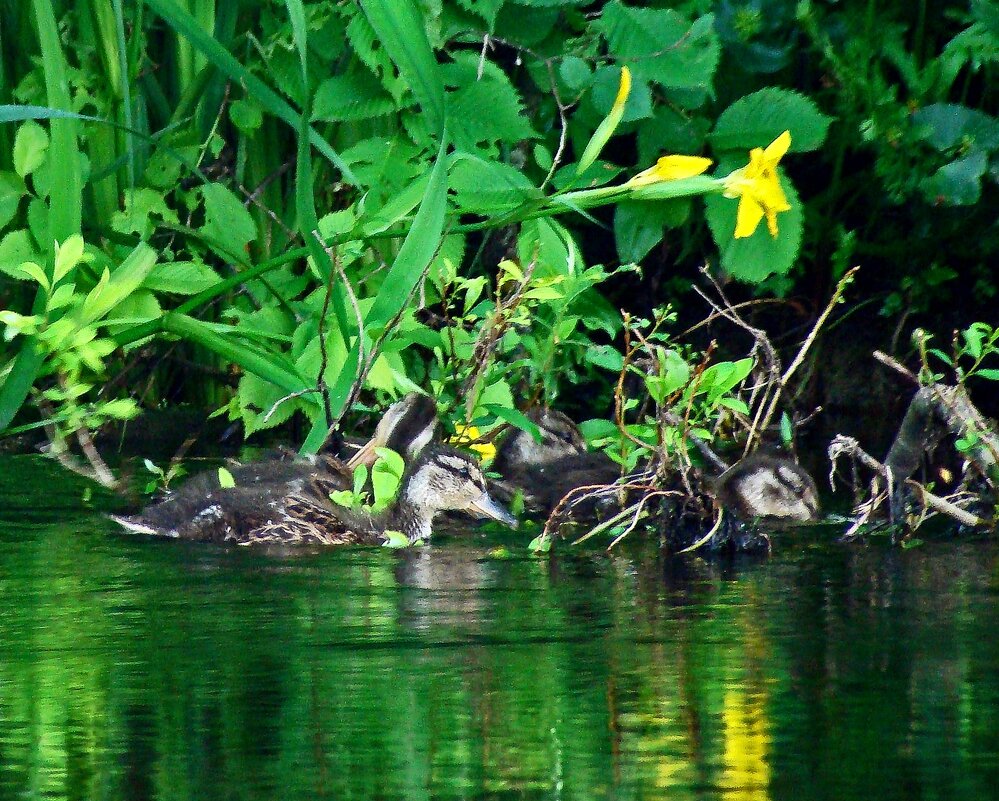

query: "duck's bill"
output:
467 492 518 529
346 437 378 469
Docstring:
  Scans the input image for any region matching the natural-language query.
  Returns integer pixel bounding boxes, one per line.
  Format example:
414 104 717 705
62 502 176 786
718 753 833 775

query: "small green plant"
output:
329 447 406 513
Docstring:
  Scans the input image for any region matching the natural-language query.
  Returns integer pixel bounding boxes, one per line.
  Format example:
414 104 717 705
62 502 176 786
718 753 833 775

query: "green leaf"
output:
381 529 411 548
217 467 236 488
0 230 39 280
921 150 988 206
912 103 999 152
704 164 804 282
112 188 180 238
53 234 86 285
365 135 449 329
312 69 400 122
587 344 625 372
77 242 158 326
597 3 719 94
710 88 831 153
229 98 263 133
143 260 223 295
614 199 690 263
0 172 26 230
371 447 406 508
443 53 535 150
13 120 48 178
144 0 359 185
455 0 505 29
449 154 540 214
201 184 256 256
15 260 49 291
974 369 999 381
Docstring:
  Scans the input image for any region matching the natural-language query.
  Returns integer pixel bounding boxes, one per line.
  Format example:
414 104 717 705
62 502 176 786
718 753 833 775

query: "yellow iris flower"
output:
627 154 714 186
449 425 497 463
722 130 792 238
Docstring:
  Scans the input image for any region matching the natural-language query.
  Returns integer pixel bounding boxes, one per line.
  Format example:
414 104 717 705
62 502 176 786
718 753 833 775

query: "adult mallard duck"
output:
491 408 620 517
113 445 516 546
713 453 820 522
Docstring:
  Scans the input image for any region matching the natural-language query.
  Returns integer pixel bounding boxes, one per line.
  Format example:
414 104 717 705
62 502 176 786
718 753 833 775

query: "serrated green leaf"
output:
710 88 831 153
312 69 399 122
444 53 535 150
597 3 719 94
705 162 803 282
359 0 445 134
455 0 505 29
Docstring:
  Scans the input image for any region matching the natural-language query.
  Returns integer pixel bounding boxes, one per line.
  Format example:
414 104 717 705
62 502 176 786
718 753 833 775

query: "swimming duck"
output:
113 445 516 545
713 453 820 522
491 408 620 517
146 393 438 500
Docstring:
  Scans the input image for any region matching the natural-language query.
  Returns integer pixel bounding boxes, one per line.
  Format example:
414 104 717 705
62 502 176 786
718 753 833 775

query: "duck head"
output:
493 408 587 474
395 445 517 541
347 393 439 469
715 454 820 522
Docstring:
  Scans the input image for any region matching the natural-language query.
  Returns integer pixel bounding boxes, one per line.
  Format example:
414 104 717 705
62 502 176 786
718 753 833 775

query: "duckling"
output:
144 392 438 503
117 393 439 536
713 453 820 522
113 445 516 546
492 408 620 516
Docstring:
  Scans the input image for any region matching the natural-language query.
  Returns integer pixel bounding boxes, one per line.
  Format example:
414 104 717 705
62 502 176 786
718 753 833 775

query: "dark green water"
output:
2 455 998 801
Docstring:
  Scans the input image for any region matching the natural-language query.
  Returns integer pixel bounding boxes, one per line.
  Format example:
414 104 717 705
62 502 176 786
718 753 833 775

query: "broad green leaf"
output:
201 184 256 256
455 0 505 29
443 53 536 151
13 121 48 178
218 467 236 488
614 199 691 263
312 69 398 122
912 103 999 152
710 88 831 153
112 188 179 238
143 260 223 295
920 150 988 206
381 530 411 548
597 3 719 94
704 162 803 282
0 230 39 280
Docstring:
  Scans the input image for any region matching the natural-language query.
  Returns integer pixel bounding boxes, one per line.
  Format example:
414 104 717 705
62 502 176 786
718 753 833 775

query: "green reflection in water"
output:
1 455 998 800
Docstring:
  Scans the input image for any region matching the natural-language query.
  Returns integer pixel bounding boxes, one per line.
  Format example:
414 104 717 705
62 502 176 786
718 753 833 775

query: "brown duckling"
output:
144 392 439 504
492 408 620 516
713 453 820 522
113 445 516 546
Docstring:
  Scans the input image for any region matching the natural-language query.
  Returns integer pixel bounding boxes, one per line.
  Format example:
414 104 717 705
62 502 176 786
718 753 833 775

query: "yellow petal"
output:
627 155 713 187
763 130 791 164
734 196 765 239
613 66 632 113
765 209 780 237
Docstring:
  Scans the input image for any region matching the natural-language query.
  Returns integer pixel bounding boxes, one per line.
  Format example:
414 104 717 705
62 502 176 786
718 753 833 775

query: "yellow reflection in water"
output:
720 687 772 800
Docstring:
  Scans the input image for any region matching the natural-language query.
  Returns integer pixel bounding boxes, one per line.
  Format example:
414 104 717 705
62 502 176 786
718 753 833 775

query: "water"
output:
1 454 998 800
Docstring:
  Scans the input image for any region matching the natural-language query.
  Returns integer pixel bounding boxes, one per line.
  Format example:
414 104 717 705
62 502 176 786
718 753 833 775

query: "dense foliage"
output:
0 0 996 458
